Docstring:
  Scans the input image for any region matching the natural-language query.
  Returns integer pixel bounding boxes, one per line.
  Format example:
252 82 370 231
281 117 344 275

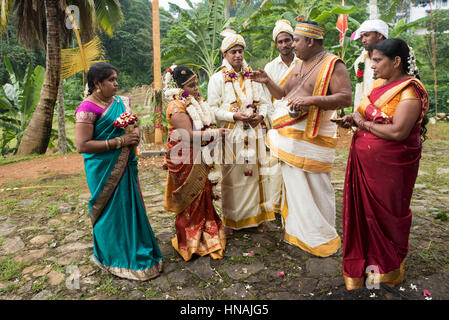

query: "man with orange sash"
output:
262 19 300 215
207 30 274 236
251 19 352 257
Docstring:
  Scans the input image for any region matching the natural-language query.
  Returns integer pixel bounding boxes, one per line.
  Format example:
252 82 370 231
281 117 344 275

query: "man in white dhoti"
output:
251 19 352 257
352 19 388 108
262 20 300 215
207 30 274 236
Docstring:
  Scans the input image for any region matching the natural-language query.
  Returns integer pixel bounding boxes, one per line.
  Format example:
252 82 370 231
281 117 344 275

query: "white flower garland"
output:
407 46 419 77
163 66 222 197
163 65 216 131
221 59 257 116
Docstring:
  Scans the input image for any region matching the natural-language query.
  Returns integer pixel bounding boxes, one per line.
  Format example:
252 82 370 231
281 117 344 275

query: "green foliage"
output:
100 0 159 90
0 56 44 155
161 0 230 80
0 18 45 87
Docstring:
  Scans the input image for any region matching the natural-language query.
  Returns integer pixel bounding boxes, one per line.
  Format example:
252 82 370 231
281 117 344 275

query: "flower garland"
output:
163 65 221 201
407 46 419 77
221 59 261 121
356 61 364 83
221 59 260 176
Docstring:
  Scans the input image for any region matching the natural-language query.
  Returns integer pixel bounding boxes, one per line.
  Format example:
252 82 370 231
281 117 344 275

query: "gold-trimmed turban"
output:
220 29 246 53
294 22 324 40
273 19 294 41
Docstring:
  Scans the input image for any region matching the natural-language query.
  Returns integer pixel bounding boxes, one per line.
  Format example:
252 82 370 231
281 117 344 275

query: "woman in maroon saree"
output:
340 39 429 290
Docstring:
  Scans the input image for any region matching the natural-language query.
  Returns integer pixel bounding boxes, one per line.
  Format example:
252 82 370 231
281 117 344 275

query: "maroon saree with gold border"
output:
342 77 429 290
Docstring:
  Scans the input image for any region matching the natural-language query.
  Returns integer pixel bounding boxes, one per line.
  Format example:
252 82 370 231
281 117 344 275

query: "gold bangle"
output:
114 137 121 149
105 139 110 151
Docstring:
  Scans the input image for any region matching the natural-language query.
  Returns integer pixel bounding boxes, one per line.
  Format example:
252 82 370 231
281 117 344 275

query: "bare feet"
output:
257 222 269 233
225 227 233 237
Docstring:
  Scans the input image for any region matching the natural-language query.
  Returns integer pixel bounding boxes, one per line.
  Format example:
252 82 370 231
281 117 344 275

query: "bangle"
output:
368 121 375 133
356 119 365 130
105 139 110 151
114 137 121 149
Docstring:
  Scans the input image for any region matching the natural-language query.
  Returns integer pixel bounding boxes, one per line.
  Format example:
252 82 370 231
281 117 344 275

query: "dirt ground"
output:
1 125 448 303
0 127 354 186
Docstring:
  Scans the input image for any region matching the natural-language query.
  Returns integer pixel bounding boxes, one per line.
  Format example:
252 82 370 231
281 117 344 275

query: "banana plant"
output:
160 0 230 79
0 56 44 154
244 0 355 29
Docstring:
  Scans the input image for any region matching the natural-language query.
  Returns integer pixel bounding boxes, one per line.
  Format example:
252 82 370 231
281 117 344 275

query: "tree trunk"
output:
17 0 61 155
152 0 163 144
57 80 68 154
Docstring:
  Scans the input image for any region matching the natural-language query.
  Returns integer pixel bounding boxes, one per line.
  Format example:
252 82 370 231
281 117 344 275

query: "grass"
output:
0 257 25 281
98 277 120 296
31 276 47 293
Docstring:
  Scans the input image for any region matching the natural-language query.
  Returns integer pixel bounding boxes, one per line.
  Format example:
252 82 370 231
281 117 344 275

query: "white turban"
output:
220 29 246 53
272 19 294 42
352 19 389 40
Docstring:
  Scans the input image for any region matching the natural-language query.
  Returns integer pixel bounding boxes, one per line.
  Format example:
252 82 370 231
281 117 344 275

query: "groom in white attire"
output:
207 30 274 236
262 19 300 215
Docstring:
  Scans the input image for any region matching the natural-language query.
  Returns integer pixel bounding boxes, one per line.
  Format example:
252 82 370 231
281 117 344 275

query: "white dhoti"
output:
281 163 339 256
266 98 341 257
220 124 275 230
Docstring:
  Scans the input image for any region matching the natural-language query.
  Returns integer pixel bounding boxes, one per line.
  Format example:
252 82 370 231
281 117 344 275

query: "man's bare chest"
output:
285 60 324 98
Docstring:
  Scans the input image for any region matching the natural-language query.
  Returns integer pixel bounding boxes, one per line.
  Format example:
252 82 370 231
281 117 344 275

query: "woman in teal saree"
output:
75 62 163 281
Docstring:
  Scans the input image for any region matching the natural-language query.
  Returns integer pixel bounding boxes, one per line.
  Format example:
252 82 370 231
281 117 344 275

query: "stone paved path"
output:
1 147 449 301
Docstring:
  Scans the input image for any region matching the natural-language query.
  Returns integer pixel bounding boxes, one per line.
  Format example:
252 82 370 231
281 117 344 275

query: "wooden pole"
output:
152 0 163 144
429 0 438 123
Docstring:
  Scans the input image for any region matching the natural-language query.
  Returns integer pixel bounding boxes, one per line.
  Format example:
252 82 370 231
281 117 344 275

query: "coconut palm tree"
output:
0 0 123 155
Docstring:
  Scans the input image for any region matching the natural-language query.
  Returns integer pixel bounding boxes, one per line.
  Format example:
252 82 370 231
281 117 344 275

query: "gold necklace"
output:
296 50 326 81
93 94 113 108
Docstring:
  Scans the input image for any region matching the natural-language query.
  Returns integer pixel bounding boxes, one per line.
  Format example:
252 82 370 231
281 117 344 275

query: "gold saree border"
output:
356 78 428 117
277 127 337 149
223 210 275 230
90 146 131 227
164 163 210 215
266 134 333 173
171 229 227 262
344 258 407 290
92 255 163 281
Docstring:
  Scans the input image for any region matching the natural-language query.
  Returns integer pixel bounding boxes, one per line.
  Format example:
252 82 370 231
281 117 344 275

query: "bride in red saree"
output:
163 65 228 261
340 39 429 290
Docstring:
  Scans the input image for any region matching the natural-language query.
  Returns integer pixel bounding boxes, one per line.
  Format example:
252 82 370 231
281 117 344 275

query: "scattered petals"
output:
370 293 376 298
242 268 248 274
423 289 432 297
410 283 418 291
247 250 255 257
278 271 285 277
245 285 252 290
425 297 433 300
399 287 405 292
327 291 332 296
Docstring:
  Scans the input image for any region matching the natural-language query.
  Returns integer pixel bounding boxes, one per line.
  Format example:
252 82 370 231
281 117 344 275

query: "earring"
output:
96 88 101 93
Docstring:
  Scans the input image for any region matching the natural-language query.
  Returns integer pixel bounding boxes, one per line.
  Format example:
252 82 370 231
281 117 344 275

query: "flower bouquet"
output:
113 112 138 132
113 112 139 153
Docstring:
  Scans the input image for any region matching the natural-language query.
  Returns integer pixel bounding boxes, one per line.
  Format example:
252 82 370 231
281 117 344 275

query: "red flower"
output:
356 70 364 78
